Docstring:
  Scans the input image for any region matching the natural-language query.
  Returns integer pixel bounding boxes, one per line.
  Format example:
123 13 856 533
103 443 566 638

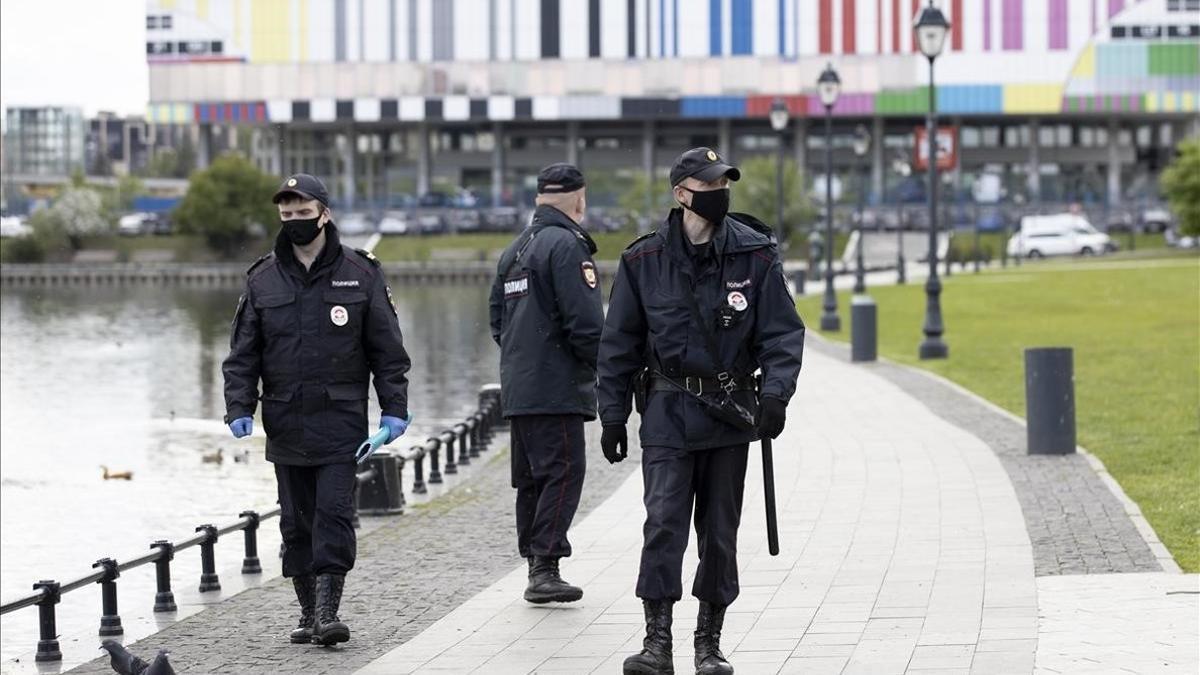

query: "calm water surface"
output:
0 283 499 664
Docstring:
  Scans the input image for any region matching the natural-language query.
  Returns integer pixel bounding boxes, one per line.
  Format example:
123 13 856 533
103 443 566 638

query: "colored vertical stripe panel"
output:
1107 0 1124 18
673 0 679 55
659 0 665 56
1002 0 1022 51
1049 0 1068 50
732 0 752 55
432 0 454 61
984 0 992 50
819 0 832 54
541 0 560 58
1091 0 1097 34
709 0 722 55
778 0 786 55
589 0 600 57
877 0 883 52
489 0 497 59
951 0 963 50
388 0 397 60
843 0 856 53
299 0 309 61
892 0 901 52
911 0 920 51
335 0 346 61
408 0 418 60
628 0 637 57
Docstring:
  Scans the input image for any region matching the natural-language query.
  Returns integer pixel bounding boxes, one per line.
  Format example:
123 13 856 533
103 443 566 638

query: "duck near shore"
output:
100 465 133 481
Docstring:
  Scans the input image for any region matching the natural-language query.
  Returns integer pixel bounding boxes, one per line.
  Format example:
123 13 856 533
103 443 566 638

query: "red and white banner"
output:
914 125 959 171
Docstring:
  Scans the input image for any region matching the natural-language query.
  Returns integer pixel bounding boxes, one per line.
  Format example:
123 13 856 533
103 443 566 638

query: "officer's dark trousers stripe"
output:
637 444 749 605
510 414 587 559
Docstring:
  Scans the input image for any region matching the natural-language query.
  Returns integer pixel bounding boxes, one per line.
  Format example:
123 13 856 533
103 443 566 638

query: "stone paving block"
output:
779 655 850 674
908 643 976 669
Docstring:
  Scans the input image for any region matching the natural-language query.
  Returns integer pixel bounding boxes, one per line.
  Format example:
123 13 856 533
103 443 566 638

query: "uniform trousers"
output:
636 443 749 606
510 414 587 559
275 462 358 578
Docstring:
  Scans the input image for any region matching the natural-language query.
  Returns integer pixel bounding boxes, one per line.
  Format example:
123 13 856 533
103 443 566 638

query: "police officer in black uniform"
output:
223 174 412 646
597 149 805 675
488 164 604 604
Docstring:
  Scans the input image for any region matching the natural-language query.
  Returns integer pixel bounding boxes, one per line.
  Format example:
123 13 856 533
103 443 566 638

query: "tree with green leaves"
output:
730 155 815 247
173 153 278 255
1160 137 1200 236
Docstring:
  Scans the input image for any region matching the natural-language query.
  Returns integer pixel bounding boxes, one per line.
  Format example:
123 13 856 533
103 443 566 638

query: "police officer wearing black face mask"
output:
597 148 805 675
488 163 604 604
223 173 412 647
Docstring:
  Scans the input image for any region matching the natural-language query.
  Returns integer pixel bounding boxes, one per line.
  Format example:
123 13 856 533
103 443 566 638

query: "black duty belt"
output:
649 374 758 396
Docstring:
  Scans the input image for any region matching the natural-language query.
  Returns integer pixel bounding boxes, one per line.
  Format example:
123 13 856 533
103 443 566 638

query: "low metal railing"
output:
0 385 505 663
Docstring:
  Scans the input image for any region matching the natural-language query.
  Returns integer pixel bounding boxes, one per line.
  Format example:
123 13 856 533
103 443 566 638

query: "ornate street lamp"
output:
915 1 949 360
769 98 789 241
817 63 841 331
852 124 870 294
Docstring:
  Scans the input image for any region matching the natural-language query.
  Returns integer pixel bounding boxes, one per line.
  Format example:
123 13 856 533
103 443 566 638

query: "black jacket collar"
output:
532 205 598 255
665 208 730 269
274 222 343 279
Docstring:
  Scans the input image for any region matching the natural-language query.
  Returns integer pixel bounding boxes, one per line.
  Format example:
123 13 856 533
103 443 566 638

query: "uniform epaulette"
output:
354 248 382 266
246 252 274 275
623 231 658 251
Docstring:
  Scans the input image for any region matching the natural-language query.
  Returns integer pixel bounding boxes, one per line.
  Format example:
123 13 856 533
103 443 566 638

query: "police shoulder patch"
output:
354 248 381 267
246 252 274 276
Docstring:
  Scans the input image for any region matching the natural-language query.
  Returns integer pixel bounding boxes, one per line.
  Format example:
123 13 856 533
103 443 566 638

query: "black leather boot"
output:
289 574 316 644
523 556 583 604
312 574 350 646
623 599 675 674
694 601 733 674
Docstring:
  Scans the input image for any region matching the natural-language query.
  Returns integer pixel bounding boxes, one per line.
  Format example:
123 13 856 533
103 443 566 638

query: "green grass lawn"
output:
797 254 1200 572
372 232 639 262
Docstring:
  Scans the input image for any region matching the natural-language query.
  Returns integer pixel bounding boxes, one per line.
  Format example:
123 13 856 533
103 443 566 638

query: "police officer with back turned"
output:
489 163 604 604
597 149 805 675
223 173 412 647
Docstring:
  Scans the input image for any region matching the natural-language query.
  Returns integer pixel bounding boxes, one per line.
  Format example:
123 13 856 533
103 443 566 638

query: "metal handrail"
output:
0 386 505 664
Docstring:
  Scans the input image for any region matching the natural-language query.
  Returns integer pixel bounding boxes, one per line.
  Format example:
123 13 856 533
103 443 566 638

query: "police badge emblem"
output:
385 285 398 316
581 261 598 289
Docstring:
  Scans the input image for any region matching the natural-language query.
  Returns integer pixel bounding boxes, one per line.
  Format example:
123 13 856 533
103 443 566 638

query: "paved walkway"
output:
357 347 1197 675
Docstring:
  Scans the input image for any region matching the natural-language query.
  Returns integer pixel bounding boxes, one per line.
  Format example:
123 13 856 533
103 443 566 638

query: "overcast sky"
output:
1 0 148 122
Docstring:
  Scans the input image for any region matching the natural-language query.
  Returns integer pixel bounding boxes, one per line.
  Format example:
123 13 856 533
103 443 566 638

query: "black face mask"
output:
681 187 731 225
282 216 323 246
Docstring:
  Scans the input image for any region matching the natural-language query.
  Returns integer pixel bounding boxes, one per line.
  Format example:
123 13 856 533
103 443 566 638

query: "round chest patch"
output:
727 291 748 312
330 305 349 326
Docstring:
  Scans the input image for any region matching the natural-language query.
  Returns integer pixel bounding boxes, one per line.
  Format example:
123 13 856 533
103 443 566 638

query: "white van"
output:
1006 213 1113 259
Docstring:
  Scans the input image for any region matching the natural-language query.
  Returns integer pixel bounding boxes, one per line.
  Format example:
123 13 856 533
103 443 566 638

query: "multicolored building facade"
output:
145 0 1199 211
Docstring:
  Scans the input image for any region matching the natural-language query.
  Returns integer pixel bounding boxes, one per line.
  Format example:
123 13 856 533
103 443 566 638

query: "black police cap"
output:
537 163 586 194
669 147 741 187
272 173 330 206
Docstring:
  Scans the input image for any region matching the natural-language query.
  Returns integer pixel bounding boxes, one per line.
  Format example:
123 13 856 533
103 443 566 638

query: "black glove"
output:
601 424 628 464
758 397 787 440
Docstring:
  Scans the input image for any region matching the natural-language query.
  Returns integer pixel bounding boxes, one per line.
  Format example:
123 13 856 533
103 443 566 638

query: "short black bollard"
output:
1025 347 1076 455
444 434 458 474
239 511 262 574
469 416 482 457
793 269 807 296
356 453 404 515
455 427 471 466
850 296 878 363
428 438 443 484
196 525 221 592
33 580 62 662
412 453 427 494
93 558 123 637
151 540 177 612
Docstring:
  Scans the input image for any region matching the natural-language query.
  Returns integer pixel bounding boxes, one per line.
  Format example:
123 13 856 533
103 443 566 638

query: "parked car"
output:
337 212 376 235
0 215 31 238
378 212 411 235
1141 207 1172 233
1006 213 1113 259
118 212 155 236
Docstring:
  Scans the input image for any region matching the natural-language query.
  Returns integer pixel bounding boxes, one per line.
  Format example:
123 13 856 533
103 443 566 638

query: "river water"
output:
0 283 501 666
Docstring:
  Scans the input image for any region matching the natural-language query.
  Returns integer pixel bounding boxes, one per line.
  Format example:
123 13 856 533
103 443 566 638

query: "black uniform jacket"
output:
597 209 805 451
489 205 605 419
222 224 411 466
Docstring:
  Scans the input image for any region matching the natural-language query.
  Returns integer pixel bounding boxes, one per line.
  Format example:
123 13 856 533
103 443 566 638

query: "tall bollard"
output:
793 269 807 296
1025 347 1076 454
151 540 177 612
455 426 471 466
93 558 123 637
356 452 405 515
33 580 62 662
428 438 443 484
850 296 877 362
196 525 221 592
239 511 262 574
412 453 427 494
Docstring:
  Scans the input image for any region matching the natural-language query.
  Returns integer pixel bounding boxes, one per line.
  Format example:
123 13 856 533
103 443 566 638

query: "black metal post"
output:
412 453 427 494
897 213 907 283
1001 219 1009 268
196 525 221 592
428 439 443 484
33 580 62 662
854 152 867 294
239 511 262 574
775 130 785 237
455 428 470 467
151 540 177 612
93 558 123 637
468 419 481 458
973 213 981 273
920 55 948 360
820 108 840 331
443 433 458 474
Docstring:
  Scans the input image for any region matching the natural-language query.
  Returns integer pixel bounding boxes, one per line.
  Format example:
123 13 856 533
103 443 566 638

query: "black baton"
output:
762 437 779 556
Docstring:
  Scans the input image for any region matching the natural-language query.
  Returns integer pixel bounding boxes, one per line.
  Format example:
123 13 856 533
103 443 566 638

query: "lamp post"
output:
817 63 842 331
769 98 790 241
915 2 949 360
852 125 870 294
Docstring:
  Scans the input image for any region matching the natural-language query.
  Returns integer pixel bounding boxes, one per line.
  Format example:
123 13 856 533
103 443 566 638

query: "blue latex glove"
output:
229 417 253 438
380 414 411 445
